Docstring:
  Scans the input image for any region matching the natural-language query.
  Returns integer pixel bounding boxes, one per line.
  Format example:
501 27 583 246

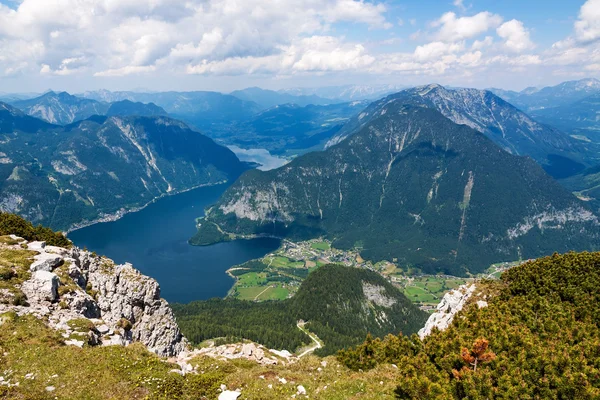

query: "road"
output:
296 321 323 358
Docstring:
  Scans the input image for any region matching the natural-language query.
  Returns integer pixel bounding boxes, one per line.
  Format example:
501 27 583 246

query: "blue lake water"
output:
68 184 280 304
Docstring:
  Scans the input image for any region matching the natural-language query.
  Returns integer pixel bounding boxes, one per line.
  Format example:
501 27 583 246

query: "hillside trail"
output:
296 321 323 358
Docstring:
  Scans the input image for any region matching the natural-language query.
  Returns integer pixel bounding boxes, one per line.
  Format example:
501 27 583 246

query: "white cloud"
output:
0 0 391 77
575 0 600 43
186 36 375 75
453 0 466 11
414 41 465 62
432 12 503 42
472 36 494 50
497 20 534 52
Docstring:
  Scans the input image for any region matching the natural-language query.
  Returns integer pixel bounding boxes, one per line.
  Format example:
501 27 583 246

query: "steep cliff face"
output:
0 235 186 357
196 105 600 275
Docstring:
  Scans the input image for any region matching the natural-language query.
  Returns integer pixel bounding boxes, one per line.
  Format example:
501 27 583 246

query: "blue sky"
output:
0 0 598 93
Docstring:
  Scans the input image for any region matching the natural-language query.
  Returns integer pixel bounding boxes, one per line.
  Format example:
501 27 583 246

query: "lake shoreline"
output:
66 180 228 235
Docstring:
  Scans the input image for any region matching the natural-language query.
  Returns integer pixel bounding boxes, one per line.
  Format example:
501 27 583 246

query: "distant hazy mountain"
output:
0 92 41 103
531 93 600 139
106 100 168 117
193 103 599 275
327 84 593 179
0 109 247 231
210 101 368 154
490 78 600 111
230 87 337 109
279 84 406 102
80 90 261 129
11 91 109 125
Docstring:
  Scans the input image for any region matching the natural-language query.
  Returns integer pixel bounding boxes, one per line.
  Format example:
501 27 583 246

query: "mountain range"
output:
9 91 169 125
0 102 247 231
193 102 599 275
327 84 595 179
489 78 600 111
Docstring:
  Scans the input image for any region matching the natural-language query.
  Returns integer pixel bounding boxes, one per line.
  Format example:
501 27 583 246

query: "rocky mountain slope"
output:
327 84 594 178
0 102 57 133
11 92 110 125
0 108 248 230
194 104 600 275
0 234 186 356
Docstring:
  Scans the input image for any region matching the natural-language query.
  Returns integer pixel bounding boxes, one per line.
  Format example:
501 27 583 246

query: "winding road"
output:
296 321 323 358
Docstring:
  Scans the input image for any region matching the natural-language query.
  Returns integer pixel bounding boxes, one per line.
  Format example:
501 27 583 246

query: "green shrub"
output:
116 318 133 331
11 291 27 306
0 266 15 280
0 212 71 248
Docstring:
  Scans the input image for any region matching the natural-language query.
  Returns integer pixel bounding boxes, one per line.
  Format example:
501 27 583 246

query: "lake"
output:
68 184 281 304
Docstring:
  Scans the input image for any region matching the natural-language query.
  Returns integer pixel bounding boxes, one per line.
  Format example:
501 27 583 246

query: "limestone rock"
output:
21 271 59 303
418 284 476 339
1 237 187 358
63 291 101 318
30 253 63 272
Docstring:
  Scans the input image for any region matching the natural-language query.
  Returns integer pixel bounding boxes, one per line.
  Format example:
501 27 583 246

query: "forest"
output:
173 264 427 355
337 251 600 398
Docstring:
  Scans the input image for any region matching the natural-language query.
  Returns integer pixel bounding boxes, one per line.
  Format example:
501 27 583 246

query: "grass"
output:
0 235 20 245
237 272 268 287
235 286 272 301
403 286 437 303
0 248 36 303
0 248 36 270
0 313 197 399
256 286 290 301
310 241 331 251
269 256 304 269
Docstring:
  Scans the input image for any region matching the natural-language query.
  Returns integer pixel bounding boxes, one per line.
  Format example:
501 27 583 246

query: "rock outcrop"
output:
0 235 187 357
418 284 476 339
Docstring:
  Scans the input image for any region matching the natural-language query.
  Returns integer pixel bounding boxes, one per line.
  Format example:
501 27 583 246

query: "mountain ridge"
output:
193 103 599 275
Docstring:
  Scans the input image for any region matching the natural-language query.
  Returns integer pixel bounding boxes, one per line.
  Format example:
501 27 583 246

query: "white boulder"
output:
21 271 59 303
219 390 241 400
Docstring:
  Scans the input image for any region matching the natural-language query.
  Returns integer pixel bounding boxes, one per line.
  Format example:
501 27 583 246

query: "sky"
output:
0 0 598 93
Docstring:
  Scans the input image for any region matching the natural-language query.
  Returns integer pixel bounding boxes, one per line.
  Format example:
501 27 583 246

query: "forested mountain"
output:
490 78 600 111
0 112 247 231
339 251 600 398
194 104 600 275
79 90 261 129
230 87 336 109
11 91 109 125
0 102 57 133
210 101 367 154
173 264 427 355
327 84 594 178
